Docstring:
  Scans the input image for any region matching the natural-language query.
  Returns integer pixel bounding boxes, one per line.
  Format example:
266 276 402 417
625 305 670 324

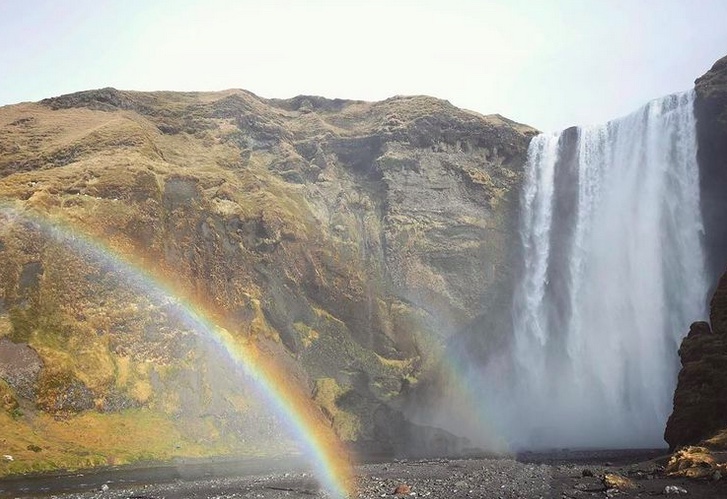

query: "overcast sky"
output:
1 0 726 132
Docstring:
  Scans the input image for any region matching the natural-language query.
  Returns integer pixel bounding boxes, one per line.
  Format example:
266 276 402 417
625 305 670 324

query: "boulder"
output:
602 473 637 490
393 484 411 495
666 446 727 479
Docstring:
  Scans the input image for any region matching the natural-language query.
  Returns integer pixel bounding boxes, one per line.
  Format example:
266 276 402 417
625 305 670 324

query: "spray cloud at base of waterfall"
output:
464 90 710 451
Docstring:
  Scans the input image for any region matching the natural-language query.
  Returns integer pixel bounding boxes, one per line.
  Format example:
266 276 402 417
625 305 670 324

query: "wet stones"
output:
664 484 688 494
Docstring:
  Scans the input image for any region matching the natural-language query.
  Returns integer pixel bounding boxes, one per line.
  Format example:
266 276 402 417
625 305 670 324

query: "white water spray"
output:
503 91 707 449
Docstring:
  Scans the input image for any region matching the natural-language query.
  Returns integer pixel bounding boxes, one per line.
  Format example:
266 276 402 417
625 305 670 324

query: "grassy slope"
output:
0 94 400 474
0 89 534 475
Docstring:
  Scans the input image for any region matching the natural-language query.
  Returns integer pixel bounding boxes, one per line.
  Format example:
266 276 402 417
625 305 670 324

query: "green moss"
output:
293 321 319 347
312 378 361 441
7 307 35 343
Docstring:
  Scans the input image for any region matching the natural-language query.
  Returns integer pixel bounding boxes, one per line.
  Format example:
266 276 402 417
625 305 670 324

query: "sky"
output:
1 0 726 132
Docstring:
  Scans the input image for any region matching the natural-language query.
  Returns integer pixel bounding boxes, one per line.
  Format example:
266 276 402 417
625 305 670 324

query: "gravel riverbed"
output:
1 451 726 499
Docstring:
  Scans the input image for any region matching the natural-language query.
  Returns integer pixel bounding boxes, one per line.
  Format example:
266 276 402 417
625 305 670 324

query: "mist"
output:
409 91 709 453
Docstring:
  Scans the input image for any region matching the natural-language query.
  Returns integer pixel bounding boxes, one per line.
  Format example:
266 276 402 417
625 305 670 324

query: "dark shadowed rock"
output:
710 271 727 334
696 54 727 291
665 270 727 450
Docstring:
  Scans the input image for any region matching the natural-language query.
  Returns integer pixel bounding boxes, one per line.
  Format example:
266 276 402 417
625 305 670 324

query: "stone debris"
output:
664 485 688 494
2 454 726 498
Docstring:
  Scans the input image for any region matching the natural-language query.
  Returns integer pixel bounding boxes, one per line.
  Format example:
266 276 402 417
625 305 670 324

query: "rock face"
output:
0 87 535 467
665 54 727 453
665 271 727 450
696 54 727 291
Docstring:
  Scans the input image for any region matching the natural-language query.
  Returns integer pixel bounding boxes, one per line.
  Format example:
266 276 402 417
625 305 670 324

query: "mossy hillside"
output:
0 408 292 477
0 87 534 467
0 220 288 468
0 196 360 471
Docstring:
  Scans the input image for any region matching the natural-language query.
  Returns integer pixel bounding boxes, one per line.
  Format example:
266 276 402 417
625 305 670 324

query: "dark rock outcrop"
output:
665 271 727 449
696 55 727 292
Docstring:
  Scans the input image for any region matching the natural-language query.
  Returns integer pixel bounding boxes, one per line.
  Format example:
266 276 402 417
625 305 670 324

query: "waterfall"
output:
504 90 707 449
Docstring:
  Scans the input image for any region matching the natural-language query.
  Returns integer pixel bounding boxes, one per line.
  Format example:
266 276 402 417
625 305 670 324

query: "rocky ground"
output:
1 451 726 499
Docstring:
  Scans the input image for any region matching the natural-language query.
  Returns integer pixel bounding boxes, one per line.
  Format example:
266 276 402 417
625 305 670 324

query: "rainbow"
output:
0 201 354 498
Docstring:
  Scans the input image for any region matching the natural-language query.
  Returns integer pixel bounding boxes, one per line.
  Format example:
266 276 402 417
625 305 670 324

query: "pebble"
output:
664 485 688 494
393 483 411 495
2 455 722 498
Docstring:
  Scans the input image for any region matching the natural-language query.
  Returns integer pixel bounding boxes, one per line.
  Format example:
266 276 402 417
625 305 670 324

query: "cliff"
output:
662 53 727 453
664 270 727 450
0 88 535 472
696 54 727 291
663 53 727 450
664 271 727 483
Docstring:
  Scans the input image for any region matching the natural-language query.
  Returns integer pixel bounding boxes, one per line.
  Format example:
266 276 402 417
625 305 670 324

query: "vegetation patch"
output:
312 378 361 442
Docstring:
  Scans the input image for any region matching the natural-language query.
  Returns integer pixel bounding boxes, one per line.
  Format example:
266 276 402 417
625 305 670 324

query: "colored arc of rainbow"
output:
0 202 354 498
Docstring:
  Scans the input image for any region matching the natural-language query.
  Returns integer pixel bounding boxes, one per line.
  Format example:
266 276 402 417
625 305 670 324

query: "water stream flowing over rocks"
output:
500 91 708 449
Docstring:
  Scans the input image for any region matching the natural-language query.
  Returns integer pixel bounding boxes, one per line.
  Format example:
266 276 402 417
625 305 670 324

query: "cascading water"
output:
503 90 707 449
